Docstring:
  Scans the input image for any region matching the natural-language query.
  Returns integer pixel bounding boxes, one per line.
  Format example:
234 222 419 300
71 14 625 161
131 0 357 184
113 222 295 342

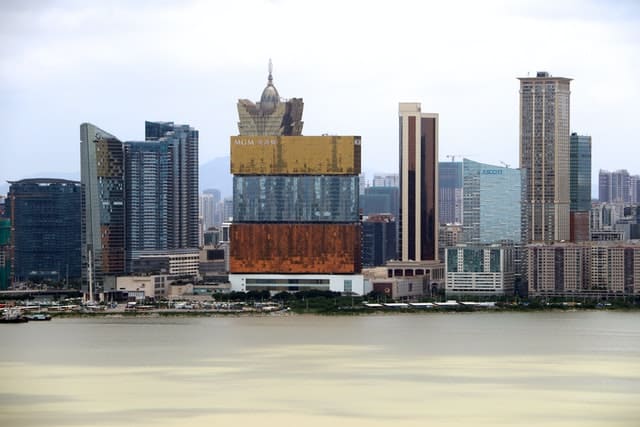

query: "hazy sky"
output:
1 0 639 196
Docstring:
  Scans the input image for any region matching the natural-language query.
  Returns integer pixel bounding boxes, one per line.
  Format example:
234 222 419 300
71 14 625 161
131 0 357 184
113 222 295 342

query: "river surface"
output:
1 311 639 427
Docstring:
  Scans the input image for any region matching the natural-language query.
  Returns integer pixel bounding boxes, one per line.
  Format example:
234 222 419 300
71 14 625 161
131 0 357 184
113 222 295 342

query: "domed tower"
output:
237 60 304 136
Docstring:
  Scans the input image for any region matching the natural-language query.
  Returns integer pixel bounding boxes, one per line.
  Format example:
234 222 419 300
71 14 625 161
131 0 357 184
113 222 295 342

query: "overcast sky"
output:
1 0 639 197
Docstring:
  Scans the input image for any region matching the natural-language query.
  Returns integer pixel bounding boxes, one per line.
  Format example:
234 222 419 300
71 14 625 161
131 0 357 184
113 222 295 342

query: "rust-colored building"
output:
230 223 361 274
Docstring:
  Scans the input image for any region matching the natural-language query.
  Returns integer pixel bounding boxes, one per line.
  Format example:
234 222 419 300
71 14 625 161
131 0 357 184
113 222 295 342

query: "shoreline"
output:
41 305 640 319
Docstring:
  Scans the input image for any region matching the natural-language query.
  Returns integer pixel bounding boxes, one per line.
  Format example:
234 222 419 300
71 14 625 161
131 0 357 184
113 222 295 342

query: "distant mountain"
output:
199 156 232 198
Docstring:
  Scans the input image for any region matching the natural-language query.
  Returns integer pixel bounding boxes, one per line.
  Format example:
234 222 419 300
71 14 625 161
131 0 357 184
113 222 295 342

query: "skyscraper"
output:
398 102 439 261
6 179 82 284
145 121 199 249
362 214 397 267
237 61 303 136
81 121 199 291
200 189 222 230
439 161 463 224
0 218 9 289
599 169 630 203
229 135 363 293
569 133 592 242
124 140 171 269
462 159 522 244
519 71 571 243
81 123 125 290
373 103 444 297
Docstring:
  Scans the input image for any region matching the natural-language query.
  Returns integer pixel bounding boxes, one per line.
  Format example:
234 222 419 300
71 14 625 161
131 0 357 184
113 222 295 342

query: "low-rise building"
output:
445 244 515 297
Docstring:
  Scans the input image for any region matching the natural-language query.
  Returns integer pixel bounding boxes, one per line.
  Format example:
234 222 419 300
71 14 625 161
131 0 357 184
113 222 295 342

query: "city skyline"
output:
1 0 639 198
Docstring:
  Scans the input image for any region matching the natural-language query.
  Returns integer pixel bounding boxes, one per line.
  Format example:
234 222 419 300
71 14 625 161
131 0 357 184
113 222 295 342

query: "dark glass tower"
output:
7 179 82 284
439 161 463 224
398 103 438 262
569 133 592 242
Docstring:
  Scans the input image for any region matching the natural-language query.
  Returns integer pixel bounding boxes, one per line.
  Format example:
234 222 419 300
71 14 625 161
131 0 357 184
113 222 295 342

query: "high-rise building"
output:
222 197 233 222
462 159 522 244
439 161 463 224
123 122 199 271
200 189 221 230
599 169 630 203
398 102 439 261
229 135 363 293
81 123 126 290
569 133 592 242
359 186 399 219
145 121 199 249
519 71 571 243
237 61 303 136
382 103 444 295
7 179 82 284
124 141 170 269
81 122 199 292
362 214 397 267
372 173 400 188
630 175 640 204
0 218 11 289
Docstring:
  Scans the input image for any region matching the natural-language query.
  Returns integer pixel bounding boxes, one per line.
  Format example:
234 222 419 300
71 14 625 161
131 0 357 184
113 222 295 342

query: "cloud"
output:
0 0 639 197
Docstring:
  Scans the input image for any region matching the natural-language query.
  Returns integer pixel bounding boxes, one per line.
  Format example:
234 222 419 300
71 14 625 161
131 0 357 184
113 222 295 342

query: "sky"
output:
1 0 639 197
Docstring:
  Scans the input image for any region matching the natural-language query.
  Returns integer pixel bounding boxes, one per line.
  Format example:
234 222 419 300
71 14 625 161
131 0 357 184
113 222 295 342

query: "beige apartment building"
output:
519 72 572 243
527 242 640 296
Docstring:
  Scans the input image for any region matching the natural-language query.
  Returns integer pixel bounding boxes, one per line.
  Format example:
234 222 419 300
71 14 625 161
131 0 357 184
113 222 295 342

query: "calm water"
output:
1 311 639 426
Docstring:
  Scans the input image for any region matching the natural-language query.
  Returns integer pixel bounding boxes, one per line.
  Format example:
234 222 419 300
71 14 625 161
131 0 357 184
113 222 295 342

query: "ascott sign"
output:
230 135 361 175
481 169 503 175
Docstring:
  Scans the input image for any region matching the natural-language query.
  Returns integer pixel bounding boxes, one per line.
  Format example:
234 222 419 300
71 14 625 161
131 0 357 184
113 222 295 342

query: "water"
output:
1 311 639 426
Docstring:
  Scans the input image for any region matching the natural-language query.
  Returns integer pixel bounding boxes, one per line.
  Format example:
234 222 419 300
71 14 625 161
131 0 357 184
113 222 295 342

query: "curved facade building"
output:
462 159 522 244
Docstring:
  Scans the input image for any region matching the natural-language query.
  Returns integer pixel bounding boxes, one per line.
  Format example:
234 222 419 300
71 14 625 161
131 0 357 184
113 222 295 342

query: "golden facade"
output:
230 135 361 175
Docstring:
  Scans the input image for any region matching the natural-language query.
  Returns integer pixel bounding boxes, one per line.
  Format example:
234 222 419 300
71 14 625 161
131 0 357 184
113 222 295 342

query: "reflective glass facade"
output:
233 175 358 222
569 133 592 212
463 159 522 244
81 123 125 287
7 179 82 283
0 218 10 289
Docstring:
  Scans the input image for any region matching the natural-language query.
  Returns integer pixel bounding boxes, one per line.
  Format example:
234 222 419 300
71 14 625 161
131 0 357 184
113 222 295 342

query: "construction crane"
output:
499 161 511 168
445 155 466 162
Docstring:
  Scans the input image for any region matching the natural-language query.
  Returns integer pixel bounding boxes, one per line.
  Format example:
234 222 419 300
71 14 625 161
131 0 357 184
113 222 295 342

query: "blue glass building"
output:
570 133 592 212
7 179 82 284
462 159 522 244
234 175 358 222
